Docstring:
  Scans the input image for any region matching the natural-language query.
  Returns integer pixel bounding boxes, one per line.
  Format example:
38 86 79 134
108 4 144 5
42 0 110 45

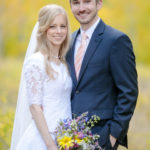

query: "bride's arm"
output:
24 59 58 150
30 105 58 150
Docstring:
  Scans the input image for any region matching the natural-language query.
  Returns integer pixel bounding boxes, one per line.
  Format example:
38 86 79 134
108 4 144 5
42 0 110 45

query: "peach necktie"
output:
75 32 88 80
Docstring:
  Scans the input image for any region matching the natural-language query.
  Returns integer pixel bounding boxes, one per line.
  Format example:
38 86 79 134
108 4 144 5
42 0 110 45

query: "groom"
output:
66 0 138 149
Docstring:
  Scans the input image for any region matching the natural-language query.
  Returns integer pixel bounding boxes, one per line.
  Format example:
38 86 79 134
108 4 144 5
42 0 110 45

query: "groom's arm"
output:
109 34 138 141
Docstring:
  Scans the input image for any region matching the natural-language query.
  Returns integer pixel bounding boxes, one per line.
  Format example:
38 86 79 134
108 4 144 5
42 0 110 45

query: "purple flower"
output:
78 131 84 139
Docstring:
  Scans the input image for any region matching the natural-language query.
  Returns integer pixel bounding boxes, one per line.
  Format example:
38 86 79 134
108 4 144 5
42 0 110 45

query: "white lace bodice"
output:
24 52 72 132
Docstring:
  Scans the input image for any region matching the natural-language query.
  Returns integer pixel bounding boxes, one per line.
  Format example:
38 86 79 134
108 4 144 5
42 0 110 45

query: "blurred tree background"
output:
0 0 150 149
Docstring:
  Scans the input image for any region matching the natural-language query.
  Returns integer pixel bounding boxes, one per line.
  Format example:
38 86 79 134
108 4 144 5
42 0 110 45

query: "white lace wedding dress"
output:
15 52 72 150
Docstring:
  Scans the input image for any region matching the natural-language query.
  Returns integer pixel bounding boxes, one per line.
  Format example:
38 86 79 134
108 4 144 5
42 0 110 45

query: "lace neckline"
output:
50 61 63 67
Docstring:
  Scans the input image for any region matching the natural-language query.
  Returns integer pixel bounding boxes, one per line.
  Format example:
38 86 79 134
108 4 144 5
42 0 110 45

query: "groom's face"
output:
70 0 102 26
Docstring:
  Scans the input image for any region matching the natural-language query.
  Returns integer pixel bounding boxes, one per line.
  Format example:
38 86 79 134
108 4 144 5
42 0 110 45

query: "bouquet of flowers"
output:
54 112 102 150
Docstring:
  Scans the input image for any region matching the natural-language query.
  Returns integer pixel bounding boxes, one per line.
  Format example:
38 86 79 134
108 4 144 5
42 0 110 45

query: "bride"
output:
10 4 72 150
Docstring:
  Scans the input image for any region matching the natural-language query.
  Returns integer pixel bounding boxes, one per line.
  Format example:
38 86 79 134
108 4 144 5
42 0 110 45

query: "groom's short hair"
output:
69 0 100 3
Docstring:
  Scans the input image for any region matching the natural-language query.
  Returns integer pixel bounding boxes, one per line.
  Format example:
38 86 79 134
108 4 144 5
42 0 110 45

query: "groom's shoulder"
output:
71 30 79 41
104 23 129 40
72 30 78 36
67 30 79 51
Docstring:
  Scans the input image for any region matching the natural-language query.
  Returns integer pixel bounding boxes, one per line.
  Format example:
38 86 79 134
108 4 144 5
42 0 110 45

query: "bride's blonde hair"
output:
36 4 70 79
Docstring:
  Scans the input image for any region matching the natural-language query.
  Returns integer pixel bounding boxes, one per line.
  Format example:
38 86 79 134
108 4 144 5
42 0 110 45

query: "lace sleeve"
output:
24 59 44 106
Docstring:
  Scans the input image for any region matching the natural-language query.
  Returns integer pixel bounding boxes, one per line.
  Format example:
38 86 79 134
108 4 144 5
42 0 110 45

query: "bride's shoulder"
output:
24 51 44 69
25 51 44 62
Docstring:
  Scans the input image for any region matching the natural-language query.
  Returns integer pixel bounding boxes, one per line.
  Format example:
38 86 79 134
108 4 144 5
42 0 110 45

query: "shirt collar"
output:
79 18 101 40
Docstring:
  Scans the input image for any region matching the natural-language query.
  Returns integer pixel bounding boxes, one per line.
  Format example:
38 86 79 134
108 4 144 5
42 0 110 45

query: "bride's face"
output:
46 14 68 47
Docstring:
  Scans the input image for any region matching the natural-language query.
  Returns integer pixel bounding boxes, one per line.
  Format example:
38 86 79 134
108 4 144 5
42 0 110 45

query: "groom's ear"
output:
96 0 103 11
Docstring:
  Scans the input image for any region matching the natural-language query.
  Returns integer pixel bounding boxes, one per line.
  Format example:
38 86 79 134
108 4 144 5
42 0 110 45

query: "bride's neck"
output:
49 45 60 58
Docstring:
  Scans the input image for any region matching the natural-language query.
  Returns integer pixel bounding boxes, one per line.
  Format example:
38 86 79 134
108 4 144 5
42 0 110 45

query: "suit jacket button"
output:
76 90 79 94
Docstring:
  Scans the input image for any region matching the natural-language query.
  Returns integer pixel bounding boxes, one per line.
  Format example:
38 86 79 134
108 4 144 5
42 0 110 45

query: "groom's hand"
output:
109 134 117 147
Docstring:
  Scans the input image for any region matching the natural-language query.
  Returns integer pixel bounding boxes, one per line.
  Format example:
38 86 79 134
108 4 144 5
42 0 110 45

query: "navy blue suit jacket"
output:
66 19 138 147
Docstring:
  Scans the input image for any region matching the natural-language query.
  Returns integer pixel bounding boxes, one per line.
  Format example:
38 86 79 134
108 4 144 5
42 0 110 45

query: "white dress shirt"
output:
74 18 101 62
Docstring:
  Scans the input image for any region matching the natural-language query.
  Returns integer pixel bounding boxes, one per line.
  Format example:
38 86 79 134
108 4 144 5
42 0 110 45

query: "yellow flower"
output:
83 137 89 143
57 136 74 149
74 136 82 143
75 138 82 143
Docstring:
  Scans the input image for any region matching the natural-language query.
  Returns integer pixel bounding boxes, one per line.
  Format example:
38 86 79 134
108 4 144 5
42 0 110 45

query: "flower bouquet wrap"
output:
54 112 102 150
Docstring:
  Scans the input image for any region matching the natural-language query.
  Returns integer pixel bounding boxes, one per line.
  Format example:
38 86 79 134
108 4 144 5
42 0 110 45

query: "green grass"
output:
0 58 150 150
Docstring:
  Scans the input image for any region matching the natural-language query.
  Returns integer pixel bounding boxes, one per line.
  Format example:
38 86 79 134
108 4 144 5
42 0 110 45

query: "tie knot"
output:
81 32 88 43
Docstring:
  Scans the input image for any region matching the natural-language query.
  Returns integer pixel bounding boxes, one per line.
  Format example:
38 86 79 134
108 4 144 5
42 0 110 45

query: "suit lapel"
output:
69 30 80 86
77 20 105 86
